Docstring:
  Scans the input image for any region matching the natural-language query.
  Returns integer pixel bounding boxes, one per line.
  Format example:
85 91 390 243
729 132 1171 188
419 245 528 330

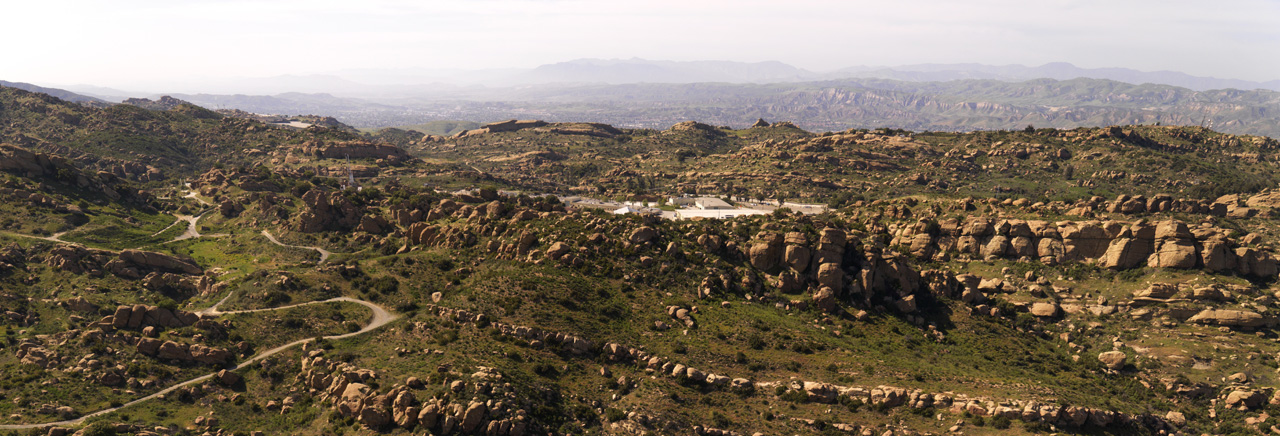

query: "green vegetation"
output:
3 85 1280 436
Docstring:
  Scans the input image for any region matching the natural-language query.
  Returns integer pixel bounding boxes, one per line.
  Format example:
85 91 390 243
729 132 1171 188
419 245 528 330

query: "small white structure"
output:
674 208 768 220
694 197 734 210
612 206 641 215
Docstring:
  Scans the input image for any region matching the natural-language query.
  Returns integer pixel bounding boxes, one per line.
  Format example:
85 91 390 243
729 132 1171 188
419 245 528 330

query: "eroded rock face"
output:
1100 238 1149 269
299 140 409 161
0 143 133 193
44 244 114 275
116 249 202 276
297 190 364 233
455 120 550 137
1148 239 1197 268
1187 309 1270 328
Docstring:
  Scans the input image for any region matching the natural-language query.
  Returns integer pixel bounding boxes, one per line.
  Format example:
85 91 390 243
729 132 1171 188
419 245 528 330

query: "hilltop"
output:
0 87 408 185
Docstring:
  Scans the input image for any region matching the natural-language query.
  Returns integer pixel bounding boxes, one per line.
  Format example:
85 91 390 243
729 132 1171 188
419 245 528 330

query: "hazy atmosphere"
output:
6 0 1279 92
10 1 1280 435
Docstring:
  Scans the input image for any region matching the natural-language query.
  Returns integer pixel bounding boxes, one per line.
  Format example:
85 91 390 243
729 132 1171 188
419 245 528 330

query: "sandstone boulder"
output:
816 262 843 290
216 369 242 386
629 227 658 245
1133 283 1179 299
1226 390 1266 410
784 245 811 273
1147 239 1197 268
749 234 784 271
1030 302 1059 317
156 341 191 361
1100 238 1150 269
812 286 837 313
1097 351 1126 370
461 401 487 433
118 250 202 275
1188 309 1268 327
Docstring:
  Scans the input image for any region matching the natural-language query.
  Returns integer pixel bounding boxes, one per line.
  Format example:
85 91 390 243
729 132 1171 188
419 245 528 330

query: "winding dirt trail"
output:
0 293 398 430
151 209 228 243
0 188 365 430
182 186 211 206
0 230 70 244
261 230 334 263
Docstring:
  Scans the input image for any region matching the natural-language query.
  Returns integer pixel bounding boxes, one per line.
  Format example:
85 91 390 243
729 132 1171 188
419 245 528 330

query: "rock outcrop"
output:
298 140 409 162
0 143 133 198
892 218 1278 278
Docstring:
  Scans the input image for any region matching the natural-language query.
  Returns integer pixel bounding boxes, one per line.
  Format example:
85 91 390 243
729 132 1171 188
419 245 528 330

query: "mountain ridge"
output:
149 77 1280 138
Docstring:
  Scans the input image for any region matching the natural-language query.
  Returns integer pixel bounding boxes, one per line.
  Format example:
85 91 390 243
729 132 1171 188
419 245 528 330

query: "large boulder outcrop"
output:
116 249 202 275
1100 238 1150 269
1187 309 1270 328
297 190 363 233
749 233 784 271
299 140 409 161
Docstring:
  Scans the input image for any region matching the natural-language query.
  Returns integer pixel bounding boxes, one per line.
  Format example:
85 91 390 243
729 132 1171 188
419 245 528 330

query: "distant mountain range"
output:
11 59 1280 138
140 77 1280 139
512 59 1280 92
0 80 108 105
51 59 1280 99
834 62 1280 92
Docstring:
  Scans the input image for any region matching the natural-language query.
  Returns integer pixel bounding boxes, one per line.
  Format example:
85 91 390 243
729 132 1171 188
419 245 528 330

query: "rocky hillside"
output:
0 87 407 184
412 118 1279 205
6 86 1280 436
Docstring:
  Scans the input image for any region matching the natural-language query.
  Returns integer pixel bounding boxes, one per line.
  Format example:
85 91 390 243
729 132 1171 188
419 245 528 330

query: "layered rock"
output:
44 245 205 284
298 140 409 162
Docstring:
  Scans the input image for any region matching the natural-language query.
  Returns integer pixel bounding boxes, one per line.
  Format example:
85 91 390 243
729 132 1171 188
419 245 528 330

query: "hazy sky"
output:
5 0 1278 90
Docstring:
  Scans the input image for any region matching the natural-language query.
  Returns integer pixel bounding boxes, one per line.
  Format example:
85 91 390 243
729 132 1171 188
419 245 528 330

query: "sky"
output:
4 0 1278 91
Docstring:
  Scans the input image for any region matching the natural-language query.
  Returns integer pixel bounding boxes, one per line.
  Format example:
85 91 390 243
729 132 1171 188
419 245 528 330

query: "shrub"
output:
839 397 863 412
604 408 626 422
711 411 732 428
81 422 117 436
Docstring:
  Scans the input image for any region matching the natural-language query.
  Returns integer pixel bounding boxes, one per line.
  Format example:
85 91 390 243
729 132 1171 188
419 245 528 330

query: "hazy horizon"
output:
4 0 1278 93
